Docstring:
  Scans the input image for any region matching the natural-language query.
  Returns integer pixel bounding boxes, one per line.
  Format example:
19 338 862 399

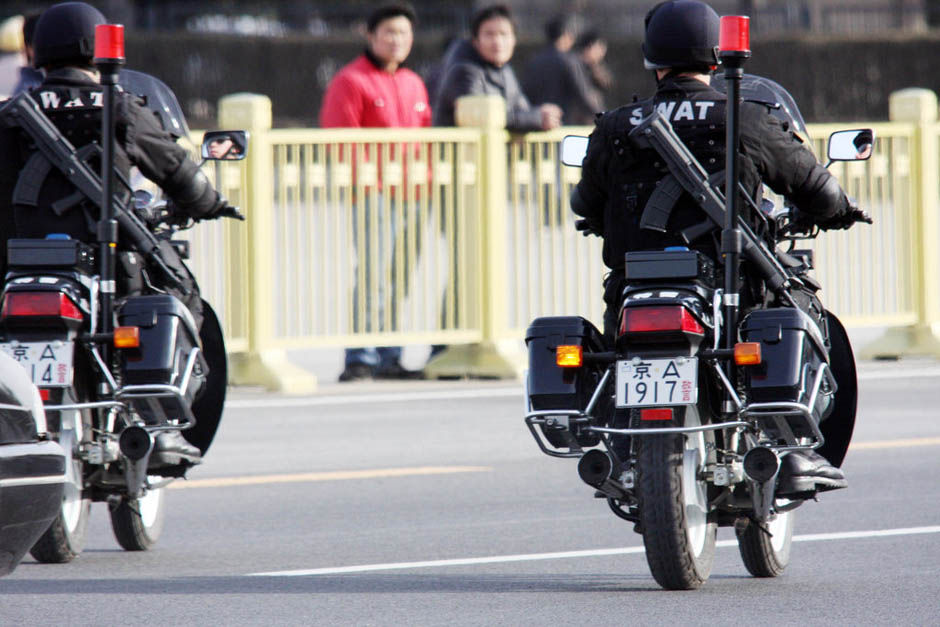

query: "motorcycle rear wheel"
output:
110 484 166 551
737 508 794 577
29 391 92 563
636 406 717 590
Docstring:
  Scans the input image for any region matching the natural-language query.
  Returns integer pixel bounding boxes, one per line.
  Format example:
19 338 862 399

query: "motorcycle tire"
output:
636 405 717 590
110 484 166 551
737 508 794 577
29 380 93 564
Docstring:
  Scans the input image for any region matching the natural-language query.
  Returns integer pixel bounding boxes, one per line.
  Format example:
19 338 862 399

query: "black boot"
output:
776 450 847 498
149 431 202 469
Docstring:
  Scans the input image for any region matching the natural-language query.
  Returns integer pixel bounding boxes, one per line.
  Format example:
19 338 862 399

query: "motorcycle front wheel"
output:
29 391 92 563
636 405 717 590
110 484 166 551
737 507 794 577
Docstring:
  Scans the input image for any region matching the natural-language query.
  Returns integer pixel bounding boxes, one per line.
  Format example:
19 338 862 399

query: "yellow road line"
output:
168 465 492 490
850 436 940 451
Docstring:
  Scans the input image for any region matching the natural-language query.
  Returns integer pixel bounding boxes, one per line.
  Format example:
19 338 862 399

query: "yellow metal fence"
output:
183 89 940 392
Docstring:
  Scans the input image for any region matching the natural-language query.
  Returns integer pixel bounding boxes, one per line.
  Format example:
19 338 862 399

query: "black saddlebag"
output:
526 316 609 448
740 307 834 437
117 295 207 406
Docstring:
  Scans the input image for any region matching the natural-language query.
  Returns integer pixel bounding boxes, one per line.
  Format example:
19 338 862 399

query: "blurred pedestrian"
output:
433 4 560 131
522 14 601 125
319 3 431 382
572 30 612 123
12 13 42 96
0 15 26 99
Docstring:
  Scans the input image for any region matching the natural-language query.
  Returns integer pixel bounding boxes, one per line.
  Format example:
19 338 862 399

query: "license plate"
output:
615 357 698 408
0 341 74 387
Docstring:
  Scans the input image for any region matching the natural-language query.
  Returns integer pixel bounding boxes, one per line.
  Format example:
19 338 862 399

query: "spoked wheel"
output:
737 506 795 577
30 402 92 563
636 405 717 590
110 481 167 551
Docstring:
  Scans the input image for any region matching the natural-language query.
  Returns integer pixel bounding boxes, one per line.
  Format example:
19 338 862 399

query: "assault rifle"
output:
0 91 184 288
628 110 797 303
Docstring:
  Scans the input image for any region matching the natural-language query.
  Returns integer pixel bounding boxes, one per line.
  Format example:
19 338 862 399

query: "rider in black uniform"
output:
0 2 233 464
571 0 869 495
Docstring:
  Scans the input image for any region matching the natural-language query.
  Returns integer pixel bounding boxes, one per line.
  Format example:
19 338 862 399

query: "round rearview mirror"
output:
827 129 875 162
201 130 249 161
560 135 589 167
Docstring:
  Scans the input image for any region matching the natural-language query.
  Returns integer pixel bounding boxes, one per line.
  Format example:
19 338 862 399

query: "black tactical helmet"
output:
33 2 106 70
642 0 720 71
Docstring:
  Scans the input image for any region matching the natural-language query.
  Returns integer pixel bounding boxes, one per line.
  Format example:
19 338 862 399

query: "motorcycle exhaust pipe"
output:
119 425 153 461
742 446 779 483
578 450 629 499
119 426 153 500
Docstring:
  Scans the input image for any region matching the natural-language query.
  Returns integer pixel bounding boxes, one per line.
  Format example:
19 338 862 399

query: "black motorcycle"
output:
0 71 246 563
525 75 869 590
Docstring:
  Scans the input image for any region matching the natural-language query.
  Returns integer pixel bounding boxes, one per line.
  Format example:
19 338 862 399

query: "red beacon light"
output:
94 24 125 65
719 15 751 56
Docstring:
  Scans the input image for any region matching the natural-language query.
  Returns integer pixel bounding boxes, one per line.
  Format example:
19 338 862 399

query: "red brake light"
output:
1 292 83 321
641 408 673 421
619 306 704 335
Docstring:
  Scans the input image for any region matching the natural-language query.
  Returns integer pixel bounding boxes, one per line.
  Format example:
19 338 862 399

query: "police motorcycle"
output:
0 350 67 576
0 45 246 564
524 26 869 590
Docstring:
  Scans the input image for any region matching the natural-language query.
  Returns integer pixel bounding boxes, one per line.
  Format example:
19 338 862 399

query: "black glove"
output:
575 218 601 237
213 203 246 221
818 206 872 231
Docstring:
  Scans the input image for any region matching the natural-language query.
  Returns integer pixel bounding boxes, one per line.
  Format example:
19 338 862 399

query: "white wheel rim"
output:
136 482 164 529
60 409 84 533
682 409 709 557
768 509 792 553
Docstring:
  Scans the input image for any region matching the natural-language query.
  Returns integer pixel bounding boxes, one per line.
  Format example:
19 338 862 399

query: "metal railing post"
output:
424 95 526 379
861 88 940 358
218 93 317 393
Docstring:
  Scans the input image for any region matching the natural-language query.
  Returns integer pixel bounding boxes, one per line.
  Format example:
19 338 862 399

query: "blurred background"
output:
2 0 939 128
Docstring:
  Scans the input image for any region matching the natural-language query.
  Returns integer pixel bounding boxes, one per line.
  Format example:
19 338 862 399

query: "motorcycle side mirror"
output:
201 130 249 161
827 129 875 163
560 135 589 167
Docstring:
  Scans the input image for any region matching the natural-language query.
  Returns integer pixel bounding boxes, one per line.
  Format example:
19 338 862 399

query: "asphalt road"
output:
2 361 939 626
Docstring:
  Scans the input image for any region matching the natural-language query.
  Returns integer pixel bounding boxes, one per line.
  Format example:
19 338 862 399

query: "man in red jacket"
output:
320 4 430 381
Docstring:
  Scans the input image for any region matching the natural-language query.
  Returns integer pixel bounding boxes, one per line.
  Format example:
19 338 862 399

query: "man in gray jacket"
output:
433 4 561 131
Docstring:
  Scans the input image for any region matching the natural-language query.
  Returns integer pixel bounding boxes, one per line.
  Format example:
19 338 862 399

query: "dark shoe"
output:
776 450 847 498
338 363 374 382
149 431 202 469
374 363 425 380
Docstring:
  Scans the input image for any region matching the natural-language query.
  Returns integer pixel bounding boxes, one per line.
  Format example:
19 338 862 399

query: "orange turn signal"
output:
114 326 140 349
556 345 583 368
734 342 762 365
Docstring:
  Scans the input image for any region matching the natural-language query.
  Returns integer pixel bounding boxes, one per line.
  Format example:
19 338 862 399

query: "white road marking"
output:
246 525 940 577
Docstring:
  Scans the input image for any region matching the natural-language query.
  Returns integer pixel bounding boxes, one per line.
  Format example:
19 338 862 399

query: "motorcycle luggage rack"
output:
741 363 833 452
114 348 201 430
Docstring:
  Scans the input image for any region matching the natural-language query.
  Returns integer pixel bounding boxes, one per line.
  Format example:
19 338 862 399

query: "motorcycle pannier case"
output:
117 295 207 405
740 307 833 435
525 316 607 411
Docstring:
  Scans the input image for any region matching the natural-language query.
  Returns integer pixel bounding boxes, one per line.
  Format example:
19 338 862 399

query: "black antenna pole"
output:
94 24 126 338
718 16 751 412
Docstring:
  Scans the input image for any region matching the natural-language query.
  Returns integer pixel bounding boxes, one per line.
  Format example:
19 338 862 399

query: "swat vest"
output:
599 79 762 264
13 83 132 242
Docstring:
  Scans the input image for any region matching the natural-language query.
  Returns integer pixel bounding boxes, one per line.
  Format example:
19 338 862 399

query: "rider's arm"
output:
119 96 224 219
741 106 850 227
571 121 610 230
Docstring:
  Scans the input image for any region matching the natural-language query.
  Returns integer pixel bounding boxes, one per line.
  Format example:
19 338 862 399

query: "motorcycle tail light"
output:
556 345 583 368
734 342 762 365
620 306 704 335
114 326 140 349
39 389 50 402
641 408 673 421
0 292 83 321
